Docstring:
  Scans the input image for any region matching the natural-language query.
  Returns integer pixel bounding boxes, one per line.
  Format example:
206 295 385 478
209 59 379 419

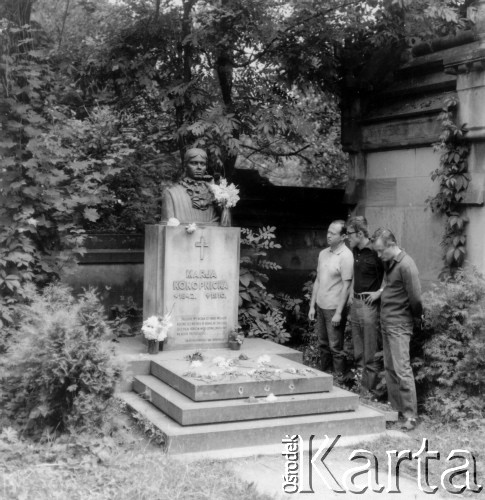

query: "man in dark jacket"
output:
373 229 422 431
347 216 384 395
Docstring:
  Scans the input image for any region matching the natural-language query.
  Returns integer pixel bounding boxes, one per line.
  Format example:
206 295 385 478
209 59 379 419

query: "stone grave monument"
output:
143 224 240 350
120 148 385 454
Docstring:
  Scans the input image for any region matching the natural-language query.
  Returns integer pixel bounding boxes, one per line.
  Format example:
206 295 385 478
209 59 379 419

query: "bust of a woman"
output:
161 148 220 224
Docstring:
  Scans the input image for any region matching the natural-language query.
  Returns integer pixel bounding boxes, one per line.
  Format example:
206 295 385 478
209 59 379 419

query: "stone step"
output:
119 391 385 454
150 354 332 401
133 375 359 426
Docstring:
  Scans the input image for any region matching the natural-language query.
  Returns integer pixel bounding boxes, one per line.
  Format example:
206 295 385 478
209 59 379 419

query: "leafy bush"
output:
416 268 485 421
239 226 301 344
0 283 120 436
0 22 133 329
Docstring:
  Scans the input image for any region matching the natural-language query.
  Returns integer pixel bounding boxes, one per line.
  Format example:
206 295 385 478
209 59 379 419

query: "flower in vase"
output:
141 313 173 342
209 179 240 208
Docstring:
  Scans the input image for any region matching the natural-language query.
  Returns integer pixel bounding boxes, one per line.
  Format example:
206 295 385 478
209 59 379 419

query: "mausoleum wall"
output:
343 23 485 285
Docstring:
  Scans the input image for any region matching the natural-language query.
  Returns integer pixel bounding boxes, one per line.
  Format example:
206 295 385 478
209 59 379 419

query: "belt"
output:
353 292 367 299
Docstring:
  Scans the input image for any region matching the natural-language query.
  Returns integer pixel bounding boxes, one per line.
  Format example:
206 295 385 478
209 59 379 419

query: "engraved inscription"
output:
175 315 227 343
173 268 229 300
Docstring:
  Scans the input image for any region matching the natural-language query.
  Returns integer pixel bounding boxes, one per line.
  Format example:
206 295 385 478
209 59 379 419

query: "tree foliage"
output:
426 97 470 276
0 0 468 329
416 268 485 422
0 284 120 435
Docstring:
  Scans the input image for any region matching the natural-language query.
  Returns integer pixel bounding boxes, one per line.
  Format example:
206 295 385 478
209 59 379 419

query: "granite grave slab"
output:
149 353 333 401
133 374 358 425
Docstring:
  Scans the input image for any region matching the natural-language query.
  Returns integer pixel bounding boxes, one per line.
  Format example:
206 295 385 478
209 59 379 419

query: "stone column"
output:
444 1 485 271
468 0 485 46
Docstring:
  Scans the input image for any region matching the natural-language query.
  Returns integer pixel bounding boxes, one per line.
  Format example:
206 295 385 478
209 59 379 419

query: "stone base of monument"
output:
116 337 385 454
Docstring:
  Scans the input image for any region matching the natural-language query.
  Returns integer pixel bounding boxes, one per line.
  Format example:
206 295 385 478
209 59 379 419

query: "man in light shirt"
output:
309 220 353 378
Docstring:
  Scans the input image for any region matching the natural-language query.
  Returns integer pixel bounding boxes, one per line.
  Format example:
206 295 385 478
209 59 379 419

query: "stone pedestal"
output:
143 225 240 350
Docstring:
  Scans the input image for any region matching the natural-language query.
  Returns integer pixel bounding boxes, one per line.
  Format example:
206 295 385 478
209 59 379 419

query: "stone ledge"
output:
134 375 358 425
119 391 385 454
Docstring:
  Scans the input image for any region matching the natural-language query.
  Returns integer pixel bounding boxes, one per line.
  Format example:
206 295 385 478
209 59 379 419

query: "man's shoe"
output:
402 418 417 431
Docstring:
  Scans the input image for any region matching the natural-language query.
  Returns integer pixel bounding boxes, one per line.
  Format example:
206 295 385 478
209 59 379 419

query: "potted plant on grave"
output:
228 330 245 350
141 313 173 354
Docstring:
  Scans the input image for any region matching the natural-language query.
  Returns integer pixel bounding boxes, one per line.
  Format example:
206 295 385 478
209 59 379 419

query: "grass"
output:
348 417 485 498
2 394 484 500
0 418 273 500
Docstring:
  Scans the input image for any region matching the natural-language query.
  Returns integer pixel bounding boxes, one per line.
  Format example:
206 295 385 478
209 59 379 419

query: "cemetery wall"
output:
343 34 485 287
65 183 350 310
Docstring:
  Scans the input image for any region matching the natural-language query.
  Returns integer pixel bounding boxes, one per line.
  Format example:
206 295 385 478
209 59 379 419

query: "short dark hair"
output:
331 219 347 236
373 228 397 246
347 215 369 237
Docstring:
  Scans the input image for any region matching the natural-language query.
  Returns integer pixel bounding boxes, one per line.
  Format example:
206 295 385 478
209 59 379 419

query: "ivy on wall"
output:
426 97 470 277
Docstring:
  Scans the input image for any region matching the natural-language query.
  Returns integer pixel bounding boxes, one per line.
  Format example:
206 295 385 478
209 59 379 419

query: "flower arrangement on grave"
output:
257 354 271 365
228 330 244 350
142 313 172 354
209 178 240 227
185 351 204 363
213 356 235 368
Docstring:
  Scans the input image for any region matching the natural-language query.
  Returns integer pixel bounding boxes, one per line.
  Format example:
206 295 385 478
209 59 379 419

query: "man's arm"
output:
332 250 353 326
363 277 385 304
402 258 423 319
308 274 320 321
331 279 352 326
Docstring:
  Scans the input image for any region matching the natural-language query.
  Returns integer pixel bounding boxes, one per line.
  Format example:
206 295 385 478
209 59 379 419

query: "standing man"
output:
347 216 384 395
373 229 422 430
309 220 353 379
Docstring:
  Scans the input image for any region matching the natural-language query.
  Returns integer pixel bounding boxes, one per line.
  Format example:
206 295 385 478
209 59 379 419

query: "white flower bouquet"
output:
210 179 240 208
142 313 172 342
186 222 197 234
167 217 180 226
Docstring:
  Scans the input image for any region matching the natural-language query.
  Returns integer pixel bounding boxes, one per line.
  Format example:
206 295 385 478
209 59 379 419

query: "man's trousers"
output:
315 305 347 375
381 321 418 419
351 298 380 392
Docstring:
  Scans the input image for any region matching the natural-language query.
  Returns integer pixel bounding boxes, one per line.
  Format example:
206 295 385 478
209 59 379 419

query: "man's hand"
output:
413 315 424 330
361 291 381 305
331 311 341 327
308 305 316 321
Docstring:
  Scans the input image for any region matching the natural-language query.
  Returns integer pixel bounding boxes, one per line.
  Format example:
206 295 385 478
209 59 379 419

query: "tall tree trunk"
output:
58 0 71 50
0 0 34 25
176 0 196 165
215 52 238 180
215 0 238 180
154 0 161 22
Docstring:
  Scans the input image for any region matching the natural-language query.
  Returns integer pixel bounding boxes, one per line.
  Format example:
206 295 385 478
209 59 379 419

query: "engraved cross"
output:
195 236 209 260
